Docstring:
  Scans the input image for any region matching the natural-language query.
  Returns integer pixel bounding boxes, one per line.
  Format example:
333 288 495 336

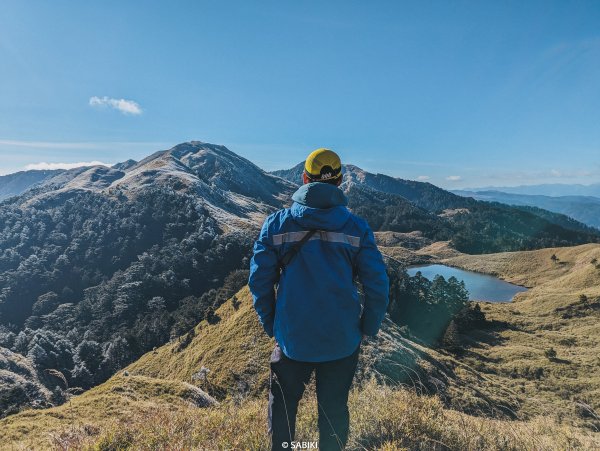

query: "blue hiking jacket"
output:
249 182 389 362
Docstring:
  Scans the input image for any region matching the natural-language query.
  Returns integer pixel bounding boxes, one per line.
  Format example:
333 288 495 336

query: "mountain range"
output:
1 141 600 417
274 162 600 253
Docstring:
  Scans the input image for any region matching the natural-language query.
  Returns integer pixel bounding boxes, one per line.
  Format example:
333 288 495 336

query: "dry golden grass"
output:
442 243 600 431
2 379 598 450
123 286 525 419
443 243 600 288
0 374 217 447
416 241 463 259
374 231 437 265
126 286 274 396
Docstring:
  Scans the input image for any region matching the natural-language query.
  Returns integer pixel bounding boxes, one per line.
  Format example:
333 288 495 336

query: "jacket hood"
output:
290 182 350 230
292 182 348 208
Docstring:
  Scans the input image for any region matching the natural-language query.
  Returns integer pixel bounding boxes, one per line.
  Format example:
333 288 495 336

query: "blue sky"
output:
1 1 599 188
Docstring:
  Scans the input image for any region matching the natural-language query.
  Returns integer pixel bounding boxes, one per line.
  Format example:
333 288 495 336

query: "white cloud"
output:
446 175 462 181
25 161 111 170
417 175 430 181
89 96 142 115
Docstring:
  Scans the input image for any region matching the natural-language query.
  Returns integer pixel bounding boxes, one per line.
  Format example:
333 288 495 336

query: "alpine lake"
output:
407 264 527 302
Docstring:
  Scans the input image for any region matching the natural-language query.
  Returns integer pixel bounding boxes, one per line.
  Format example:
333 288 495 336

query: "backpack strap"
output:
279 229 318 270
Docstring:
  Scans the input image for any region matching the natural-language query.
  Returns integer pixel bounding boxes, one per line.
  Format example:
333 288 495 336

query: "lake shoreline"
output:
406 263 528 303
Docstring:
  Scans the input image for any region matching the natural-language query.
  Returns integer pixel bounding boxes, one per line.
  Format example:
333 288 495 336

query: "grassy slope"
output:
0 374 216 448
374 231 438 265
1 374 596 450
0 348 51 417
2 246 600 449
443 243 600 431
124 286 537 418
124 286 273 395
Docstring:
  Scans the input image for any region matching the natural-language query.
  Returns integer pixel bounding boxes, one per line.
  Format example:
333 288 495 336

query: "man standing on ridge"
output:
249 148 389 451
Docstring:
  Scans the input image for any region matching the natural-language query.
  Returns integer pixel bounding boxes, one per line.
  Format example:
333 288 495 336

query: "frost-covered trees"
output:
0 189 252 391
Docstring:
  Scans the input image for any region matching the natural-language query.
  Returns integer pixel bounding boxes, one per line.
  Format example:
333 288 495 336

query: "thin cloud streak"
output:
0 140 168 150
0 140 100 149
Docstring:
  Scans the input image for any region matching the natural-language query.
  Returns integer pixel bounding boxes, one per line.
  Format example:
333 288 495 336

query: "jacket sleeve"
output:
356 225 389 336
248 218 279 337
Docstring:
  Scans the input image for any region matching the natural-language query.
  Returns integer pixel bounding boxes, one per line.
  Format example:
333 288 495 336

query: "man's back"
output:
249 181 389 362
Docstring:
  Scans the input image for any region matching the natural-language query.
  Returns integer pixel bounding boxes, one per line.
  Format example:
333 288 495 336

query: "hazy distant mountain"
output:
454 190 600 229
462 183 600 197
0 169 64 200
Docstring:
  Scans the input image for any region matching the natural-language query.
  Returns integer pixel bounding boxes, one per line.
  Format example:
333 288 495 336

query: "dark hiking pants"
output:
268 343 360 451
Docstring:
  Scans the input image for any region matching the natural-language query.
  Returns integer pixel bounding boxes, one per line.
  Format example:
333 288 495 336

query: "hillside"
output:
454 189 600 229
2 376 596 450
0 347 51 418
344 183 452 240
441 244 600 431
157 242 600 434
122 286 518 414
3 283 600 449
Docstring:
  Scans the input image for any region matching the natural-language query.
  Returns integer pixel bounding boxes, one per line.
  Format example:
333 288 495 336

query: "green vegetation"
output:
2 142 598 409
2 142 600 447
345 183 451 240
122 286 475 401
387 259 470 344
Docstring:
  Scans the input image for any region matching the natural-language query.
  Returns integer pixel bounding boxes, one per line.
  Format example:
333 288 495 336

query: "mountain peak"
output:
112 159 137 171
